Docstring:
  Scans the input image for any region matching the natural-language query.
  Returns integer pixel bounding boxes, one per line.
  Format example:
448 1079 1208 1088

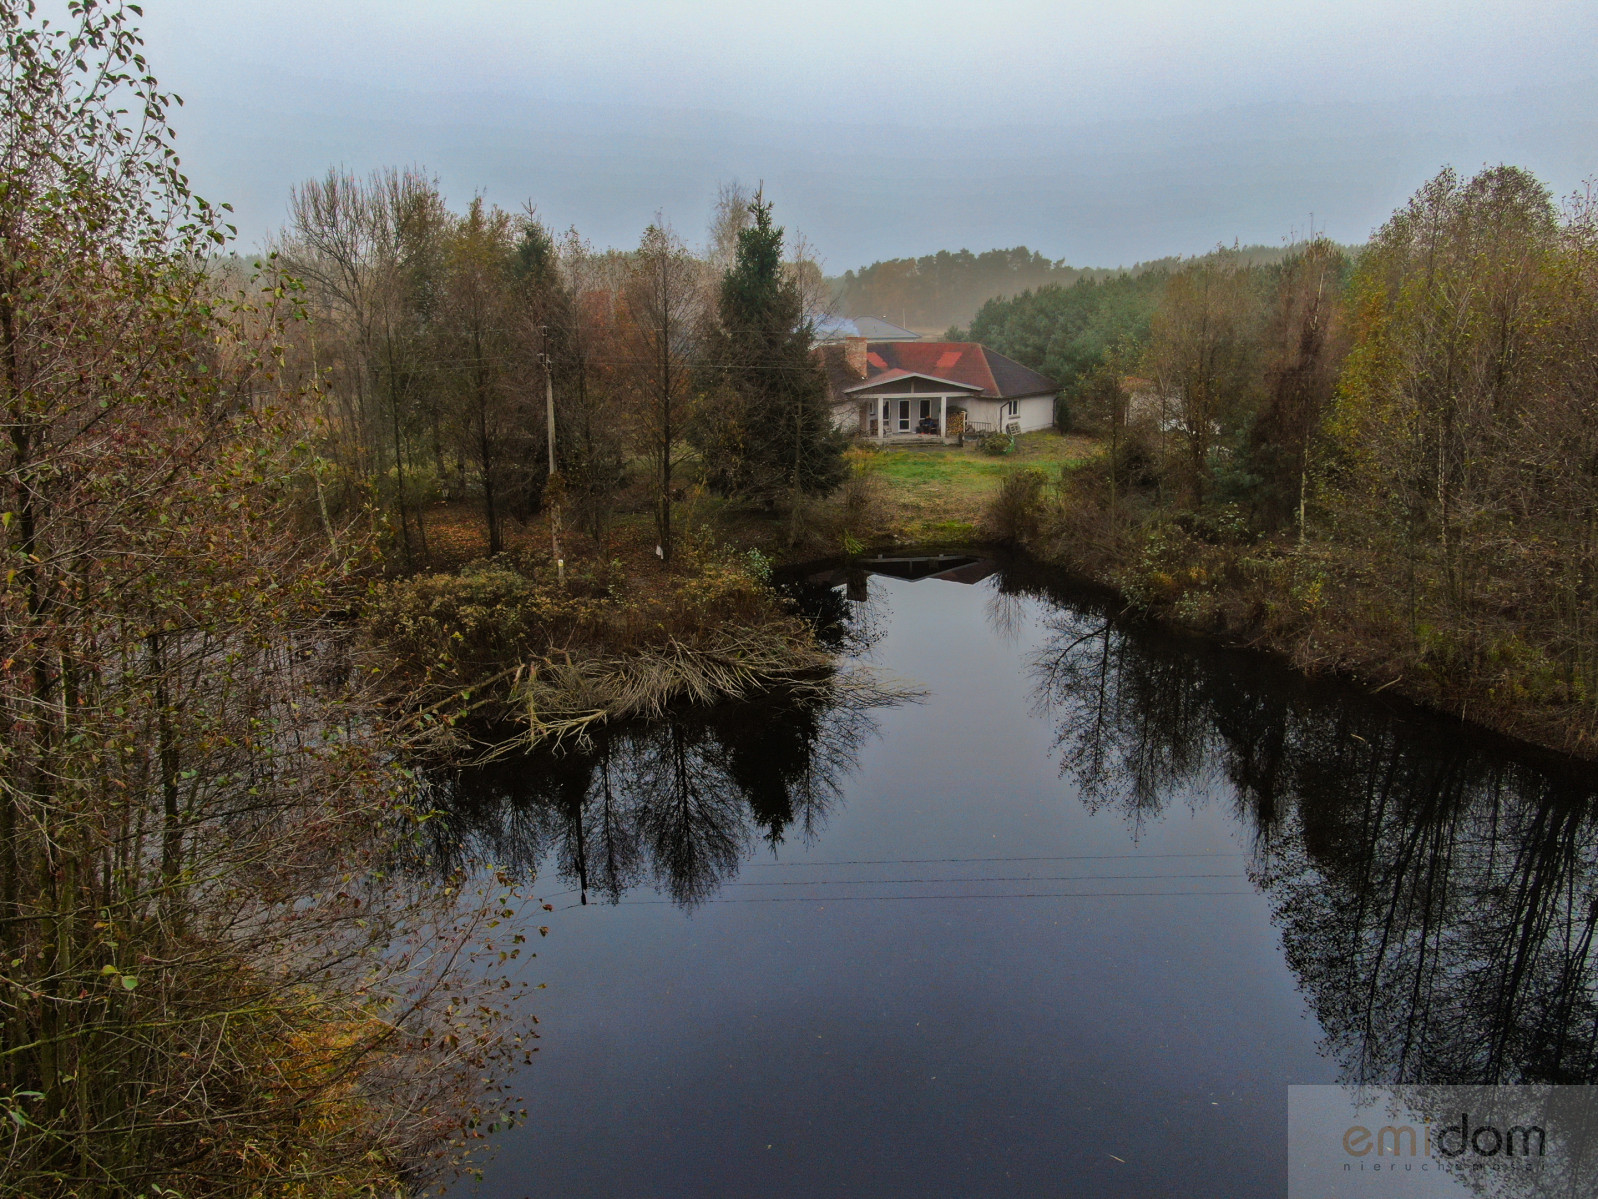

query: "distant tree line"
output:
832 247 1082 331
832 243 1300 334
274 177 846 564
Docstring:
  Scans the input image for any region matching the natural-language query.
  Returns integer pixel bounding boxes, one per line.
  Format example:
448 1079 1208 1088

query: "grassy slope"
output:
860 431 1097 544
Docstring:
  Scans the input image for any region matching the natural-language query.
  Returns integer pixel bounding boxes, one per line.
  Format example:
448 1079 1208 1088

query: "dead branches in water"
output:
516 630 922 750
368 554 925 756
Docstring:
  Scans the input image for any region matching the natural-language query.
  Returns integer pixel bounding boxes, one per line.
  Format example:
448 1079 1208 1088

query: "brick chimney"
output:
844 336 868 379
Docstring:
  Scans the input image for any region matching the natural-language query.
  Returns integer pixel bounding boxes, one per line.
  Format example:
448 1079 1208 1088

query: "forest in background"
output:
829 242 1302 332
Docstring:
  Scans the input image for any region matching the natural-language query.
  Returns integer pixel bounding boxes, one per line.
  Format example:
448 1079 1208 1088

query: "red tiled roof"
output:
874 341 999 394
822 341 1057 401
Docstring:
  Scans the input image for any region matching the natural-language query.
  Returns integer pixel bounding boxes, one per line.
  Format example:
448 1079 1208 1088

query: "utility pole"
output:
540 337 564 586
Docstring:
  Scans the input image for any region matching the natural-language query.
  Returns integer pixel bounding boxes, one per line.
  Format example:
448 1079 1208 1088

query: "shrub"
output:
1054 395 1074 433
1111 423 1165 490
836 459 889 540
983 468 1049 545
795 449 890 553
744 547 774 582
978 430 1014 456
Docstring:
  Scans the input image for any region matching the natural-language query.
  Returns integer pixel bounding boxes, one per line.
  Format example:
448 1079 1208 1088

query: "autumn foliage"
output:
1 5 519 1194
1023 168 1598 755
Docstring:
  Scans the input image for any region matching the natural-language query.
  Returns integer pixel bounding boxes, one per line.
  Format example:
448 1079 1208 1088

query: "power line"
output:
558 889 1257 910
743 851 1246 868
534 852 1250 905
719 872 1247 888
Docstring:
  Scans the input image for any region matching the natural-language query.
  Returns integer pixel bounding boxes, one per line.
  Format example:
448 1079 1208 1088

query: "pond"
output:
430 553 1598 1198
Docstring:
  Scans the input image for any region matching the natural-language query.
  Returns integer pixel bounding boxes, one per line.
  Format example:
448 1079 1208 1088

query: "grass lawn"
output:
860 430 1099 544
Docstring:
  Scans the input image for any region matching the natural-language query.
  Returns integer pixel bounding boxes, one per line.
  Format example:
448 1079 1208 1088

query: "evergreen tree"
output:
695 195 846 523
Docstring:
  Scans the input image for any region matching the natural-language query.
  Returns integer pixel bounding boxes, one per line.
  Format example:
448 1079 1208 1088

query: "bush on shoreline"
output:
988 453 1597 758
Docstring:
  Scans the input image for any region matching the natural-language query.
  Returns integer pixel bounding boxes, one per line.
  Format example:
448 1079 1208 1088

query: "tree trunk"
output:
659 301 672 564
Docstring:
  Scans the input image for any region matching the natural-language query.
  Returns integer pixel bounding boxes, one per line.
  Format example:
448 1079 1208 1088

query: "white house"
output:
818 338 1059 442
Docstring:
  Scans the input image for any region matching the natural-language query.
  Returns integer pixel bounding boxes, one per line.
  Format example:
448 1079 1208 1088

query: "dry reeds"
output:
517 628 923 748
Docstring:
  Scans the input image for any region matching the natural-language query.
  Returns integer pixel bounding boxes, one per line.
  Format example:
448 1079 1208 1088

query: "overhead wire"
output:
534 850 1254 907
718 871 1247 888
557 889 1257 910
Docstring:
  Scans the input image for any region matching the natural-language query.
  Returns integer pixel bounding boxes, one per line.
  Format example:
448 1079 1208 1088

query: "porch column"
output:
876 396 885 442
939 395 947 439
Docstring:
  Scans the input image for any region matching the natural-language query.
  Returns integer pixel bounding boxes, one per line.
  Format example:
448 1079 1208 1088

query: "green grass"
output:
875 455 1009 484
856 430 1099 544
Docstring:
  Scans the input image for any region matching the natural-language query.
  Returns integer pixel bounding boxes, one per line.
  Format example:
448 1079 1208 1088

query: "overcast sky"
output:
138 0 1598 271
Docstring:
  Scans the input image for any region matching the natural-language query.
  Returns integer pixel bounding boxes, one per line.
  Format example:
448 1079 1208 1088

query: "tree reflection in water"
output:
1018 565 1598 1089
422 687 886 910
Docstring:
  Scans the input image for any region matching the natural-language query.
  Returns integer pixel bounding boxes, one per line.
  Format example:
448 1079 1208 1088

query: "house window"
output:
898 399 910 431
919 399 931 420
1006 399 1019 418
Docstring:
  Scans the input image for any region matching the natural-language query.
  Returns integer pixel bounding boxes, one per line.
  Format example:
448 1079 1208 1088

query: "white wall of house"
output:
1013 394 1056 433
960 394 1055 435
839 391 971 437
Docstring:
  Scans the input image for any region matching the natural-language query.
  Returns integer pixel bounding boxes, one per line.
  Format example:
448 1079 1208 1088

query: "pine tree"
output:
695 195 846 525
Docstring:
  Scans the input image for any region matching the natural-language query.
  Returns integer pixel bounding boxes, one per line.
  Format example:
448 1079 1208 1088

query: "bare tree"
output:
553 226 629 550
281 167 448 565
1247 237 1348 534
625 221 701 563
706 180 753 275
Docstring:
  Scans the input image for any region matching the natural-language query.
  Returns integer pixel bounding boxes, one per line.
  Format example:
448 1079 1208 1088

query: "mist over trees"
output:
834 247 1082 331
833 243 1305 333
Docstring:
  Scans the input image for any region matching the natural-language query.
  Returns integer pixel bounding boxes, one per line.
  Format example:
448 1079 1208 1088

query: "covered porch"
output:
845 372 983 445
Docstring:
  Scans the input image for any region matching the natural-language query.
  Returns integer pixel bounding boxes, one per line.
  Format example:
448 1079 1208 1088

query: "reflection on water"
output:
1013 562 1598 1090
438 552 1598 1198
425 689 886 909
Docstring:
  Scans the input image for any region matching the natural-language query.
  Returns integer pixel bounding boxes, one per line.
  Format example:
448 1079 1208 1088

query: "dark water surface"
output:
434 556 1598 1199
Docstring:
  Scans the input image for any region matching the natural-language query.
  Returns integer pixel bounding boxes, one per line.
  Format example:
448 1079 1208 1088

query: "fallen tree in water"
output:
519 627 829 738
517 634 917 749
366 551 915 751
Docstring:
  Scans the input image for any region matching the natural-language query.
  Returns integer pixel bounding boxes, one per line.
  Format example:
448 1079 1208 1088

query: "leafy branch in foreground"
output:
1 4 521 1195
